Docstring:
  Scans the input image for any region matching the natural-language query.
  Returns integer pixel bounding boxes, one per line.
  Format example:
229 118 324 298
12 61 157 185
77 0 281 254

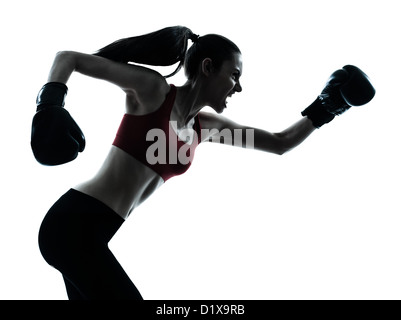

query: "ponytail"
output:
94 26 195 78
94 26 241 80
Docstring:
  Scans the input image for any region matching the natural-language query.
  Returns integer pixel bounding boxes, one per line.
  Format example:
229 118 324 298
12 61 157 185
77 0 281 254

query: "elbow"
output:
254 132 292 156
50 51 77 82
274 147 291 156
253 129 297 156
54 51 77 68
272 133 292 156
55 50 71 60
258 140 291 156
55 50 76 58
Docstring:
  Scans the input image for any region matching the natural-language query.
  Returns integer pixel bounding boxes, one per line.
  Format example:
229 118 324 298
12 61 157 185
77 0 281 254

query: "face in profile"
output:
206 53 243 113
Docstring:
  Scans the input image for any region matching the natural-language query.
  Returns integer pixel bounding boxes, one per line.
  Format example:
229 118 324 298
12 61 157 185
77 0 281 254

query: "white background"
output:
0 0 400 299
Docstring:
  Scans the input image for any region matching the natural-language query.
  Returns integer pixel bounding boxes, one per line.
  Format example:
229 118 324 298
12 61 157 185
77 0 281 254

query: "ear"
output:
201 58 214 76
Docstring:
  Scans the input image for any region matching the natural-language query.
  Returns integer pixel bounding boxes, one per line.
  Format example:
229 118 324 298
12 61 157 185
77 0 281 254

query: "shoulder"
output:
199 111 244 131
125 74 171 114
198 111 243 142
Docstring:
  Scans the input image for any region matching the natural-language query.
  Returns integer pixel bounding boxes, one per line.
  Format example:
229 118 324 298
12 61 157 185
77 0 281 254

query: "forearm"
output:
274 117 316 154
47 51 77 83
253 117 315 155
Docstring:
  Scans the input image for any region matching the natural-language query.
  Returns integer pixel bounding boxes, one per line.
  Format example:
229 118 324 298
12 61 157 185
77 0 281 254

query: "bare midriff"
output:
74 146 164 220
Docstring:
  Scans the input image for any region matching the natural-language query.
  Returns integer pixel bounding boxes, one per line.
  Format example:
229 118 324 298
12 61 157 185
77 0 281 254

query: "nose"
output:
235 81 242 93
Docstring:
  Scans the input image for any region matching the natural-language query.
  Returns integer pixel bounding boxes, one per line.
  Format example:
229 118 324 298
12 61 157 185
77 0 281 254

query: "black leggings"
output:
38 189 143 300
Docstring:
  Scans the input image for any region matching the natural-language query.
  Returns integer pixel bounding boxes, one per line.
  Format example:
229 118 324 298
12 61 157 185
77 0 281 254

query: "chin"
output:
213 103 227 114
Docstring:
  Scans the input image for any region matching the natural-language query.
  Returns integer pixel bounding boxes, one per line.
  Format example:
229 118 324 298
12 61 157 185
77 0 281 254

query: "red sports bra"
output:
112 85 201 181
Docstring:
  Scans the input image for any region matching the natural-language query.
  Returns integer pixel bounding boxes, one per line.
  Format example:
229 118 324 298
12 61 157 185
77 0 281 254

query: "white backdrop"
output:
1 0 400 299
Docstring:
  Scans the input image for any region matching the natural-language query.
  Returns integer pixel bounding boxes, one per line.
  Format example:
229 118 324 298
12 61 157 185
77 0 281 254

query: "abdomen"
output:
74 146 164 219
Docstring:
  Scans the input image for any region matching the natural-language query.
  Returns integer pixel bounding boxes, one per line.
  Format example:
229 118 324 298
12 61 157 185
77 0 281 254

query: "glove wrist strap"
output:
36 82 68 111
301 97 335 128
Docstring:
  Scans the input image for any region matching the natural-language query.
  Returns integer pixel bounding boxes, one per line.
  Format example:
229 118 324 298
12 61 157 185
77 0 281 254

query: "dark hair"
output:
184 34 241 80
94 26 241 79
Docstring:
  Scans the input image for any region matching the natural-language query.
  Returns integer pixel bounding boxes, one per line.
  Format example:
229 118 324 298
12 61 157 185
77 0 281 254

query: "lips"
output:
222 91 235 111
225 93 234 105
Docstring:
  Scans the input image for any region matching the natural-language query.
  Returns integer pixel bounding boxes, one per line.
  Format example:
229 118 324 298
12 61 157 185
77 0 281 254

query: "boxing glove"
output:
302 65 375 128
31 82 86 165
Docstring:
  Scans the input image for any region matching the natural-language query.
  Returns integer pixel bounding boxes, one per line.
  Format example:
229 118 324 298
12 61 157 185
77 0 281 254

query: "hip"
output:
38 189 124 263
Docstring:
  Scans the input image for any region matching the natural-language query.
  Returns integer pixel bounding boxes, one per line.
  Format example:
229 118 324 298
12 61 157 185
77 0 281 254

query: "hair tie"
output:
189 33 200 43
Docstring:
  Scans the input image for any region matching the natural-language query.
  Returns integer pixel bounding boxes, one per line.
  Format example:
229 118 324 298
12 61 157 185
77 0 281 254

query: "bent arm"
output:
47 51 76 83
199 112 316 155
47 51 168 94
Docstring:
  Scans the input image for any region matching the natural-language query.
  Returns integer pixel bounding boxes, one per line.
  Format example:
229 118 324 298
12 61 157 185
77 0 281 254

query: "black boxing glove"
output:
302 65 375 128
31 82 86 165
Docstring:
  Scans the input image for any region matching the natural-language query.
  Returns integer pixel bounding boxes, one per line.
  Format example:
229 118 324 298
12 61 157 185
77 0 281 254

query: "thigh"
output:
63 245 143 300
63 275 85 300
39 189 141 300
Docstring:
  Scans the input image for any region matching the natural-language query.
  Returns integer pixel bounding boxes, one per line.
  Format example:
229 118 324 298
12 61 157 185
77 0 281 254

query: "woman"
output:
32 26 375 300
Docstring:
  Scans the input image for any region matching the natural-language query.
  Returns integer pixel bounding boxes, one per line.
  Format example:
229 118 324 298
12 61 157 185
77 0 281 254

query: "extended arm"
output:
258 117 316 155
199 65 375 155
199 112 315 155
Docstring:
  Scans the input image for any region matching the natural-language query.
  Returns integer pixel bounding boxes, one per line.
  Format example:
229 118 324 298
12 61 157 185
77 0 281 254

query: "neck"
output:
172 81 206 128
